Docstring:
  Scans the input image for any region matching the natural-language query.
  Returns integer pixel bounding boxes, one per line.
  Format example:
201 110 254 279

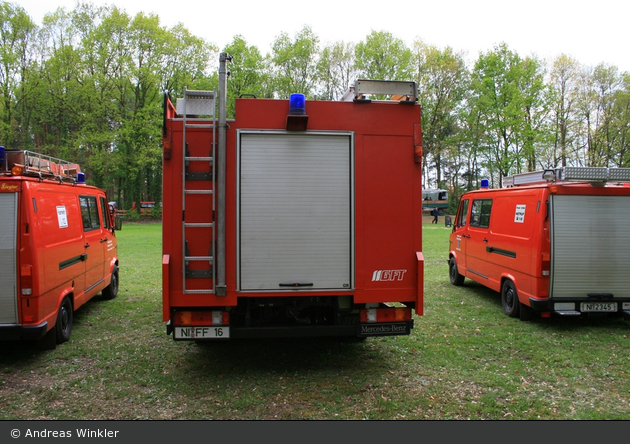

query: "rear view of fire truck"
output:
162 54 424 341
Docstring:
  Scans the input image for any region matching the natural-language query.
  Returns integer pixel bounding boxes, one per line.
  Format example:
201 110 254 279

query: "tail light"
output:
20 265 33 295
541 253 550 276
173 310 229 326
360 306 412 323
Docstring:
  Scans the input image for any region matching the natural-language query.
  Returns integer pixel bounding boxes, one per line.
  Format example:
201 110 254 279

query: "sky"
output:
12 0 630 73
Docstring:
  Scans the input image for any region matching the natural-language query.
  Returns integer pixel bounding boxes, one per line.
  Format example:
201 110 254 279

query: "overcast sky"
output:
14 0 630 73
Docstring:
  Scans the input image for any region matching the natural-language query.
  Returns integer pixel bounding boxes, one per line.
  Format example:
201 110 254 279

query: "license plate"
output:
580 302 617 313
174 326 230 339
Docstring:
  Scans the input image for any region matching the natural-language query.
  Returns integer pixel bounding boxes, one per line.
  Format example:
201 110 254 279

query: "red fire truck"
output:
448 168 630 320
0 149 119 349
161 53 424 341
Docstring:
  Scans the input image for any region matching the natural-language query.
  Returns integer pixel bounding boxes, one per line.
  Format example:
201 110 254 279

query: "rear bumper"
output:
0 322 48 341
168 320 414 340
530 297 630 318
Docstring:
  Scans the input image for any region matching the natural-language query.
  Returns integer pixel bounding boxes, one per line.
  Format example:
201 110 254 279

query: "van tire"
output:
449 257 465 286
501 280 520 318
102 266 119 300
55 297 73 344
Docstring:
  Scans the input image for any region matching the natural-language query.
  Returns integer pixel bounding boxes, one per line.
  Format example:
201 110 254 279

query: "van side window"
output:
456 199 469 227
80 195 101 231
100 196 109 229
470 199 492 228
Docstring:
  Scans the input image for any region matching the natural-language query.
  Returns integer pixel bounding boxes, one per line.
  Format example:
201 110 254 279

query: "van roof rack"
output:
2 150 81 183
503 167 630 187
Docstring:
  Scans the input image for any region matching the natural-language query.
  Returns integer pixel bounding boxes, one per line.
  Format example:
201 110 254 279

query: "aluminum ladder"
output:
178 87 216 294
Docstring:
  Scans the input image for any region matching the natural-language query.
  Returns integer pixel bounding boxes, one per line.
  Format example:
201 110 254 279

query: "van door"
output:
80 194 105 298
467 198 493 283
98 196 115 276
450 198 470 273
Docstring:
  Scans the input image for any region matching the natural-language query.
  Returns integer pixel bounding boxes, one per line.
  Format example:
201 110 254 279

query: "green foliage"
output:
1 222 629 420
1 2 629 200
270 25 320 99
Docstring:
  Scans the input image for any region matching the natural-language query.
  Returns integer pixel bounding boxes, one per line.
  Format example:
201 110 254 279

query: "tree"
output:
469 44 549 186
222 35 266 118
0 1 36 147
548 54 581 167
271 25 319 99
354 30 411 81
317 41 356 100
412 40 468 189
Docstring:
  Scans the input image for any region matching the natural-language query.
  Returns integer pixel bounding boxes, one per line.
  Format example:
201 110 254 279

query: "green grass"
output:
1 222 629 420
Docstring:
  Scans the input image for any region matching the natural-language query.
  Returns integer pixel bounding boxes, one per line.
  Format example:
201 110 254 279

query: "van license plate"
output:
174 326 230 339
580 302 617 313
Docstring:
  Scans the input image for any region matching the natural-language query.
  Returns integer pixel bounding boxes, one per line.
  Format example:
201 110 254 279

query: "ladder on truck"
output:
177 87 217 295
504 167 630 187
2 150 81 182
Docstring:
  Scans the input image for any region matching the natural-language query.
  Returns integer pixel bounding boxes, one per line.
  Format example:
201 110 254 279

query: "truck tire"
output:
449 257 465 286
102 265 119 300
55 296 73 344
501 280 520 318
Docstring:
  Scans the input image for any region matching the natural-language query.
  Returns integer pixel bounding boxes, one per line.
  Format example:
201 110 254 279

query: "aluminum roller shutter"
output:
238 132 353 291
0 193 18 324
550 194 630 299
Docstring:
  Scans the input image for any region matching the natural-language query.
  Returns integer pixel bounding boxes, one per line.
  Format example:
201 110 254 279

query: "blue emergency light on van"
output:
480 179 489 189
289 94 306 115
0 146 5 168
77 172 86 184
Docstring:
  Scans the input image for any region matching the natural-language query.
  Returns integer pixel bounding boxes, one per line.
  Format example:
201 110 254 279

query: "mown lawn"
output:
0 221 629 420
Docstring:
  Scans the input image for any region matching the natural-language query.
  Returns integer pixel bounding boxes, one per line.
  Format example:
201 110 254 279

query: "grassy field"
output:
1 221 629 420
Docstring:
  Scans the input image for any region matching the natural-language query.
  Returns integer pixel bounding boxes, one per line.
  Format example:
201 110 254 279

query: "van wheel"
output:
56 297 73 344
501 280 520 318
102 265 119 300
449 257 465 286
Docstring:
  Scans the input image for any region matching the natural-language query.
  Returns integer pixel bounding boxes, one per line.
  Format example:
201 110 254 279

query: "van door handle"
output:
85 243 90 248
483 238 488 243
100 238 108 243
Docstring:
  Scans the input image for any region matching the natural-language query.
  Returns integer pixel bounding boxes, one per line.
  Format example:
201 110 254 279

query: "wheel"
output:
449 257 465 286
55 296 73 344
501 280 520 318
102 265 119 300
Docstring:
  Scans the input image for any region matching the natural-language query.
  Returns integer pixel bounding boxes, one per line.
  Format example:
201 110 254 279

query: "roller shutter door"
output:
550 195 630 299
0 193 18 324
238 132 353 291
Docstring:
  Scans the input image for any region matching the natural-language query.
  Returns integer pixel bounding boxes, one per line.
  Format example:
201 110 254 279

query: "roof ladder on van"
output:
503 167 630 187
5 150 81 182
178 87 217 295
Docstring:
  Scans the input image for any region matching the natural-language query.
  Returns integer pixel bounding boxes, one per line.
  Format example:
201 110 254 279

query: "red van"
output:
0 149 119 348
449 168 630 320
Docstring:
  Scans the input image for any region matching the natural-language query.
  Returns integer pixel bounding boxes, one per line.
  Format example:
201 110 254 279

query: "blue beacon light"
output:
289 93 306 115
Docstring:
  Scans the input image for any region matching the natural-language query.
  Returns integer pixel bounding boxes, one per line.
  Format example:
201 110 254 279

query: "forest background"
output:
1 2 629 212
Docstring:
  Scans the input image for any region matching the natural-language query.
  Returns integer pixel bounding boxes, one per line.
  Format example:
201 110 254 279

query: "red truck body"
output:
162 71 424 341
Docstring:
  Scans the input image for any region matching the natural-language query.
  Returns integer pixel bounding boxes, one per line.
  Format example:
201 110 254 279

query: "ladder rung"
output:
184 222 213 228
185 190 213 194
185 256 213 261
185 123 215 129
185 157 213 162
184 289 215 294
185 90 215 99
